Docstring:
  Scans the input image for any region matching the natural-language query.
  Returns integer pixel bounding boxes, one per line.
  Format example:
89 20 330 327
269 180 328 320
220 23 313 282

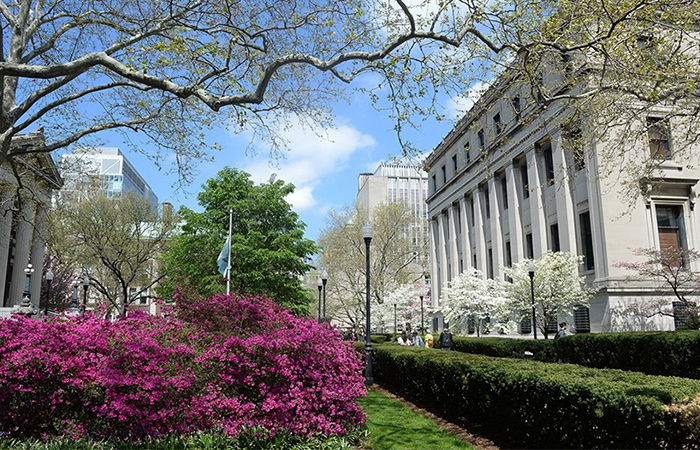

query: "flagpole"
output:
226 208 233 295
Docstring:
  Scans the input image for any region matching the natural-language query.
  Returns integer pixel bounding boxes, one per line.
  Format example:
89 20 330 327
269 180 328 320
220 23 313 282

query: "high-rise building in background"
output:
357 162 430 277
60 147 158 207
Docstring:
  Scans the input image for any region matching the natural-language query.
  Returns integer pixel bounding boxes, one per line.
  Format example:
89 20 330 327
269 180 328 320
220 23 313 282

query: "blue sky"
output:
64 75 477 242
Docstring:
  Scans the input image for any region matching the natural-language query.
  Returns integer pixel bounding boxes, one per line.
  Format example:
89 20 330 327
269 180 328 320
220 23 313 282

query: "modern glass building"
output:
60 147 158 207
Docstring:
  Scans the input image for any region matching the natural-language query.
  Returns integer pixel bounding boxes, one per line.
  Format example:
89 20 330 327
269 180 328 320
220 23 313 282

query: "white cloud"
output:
445 80 492 120
243 118 376 213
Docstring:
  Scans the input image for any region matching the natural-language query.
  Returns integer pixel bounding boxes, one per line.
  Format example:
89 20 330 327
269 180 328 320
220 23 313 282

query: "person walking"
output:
554 322 568 340
554 322 568 363
438 324 453 350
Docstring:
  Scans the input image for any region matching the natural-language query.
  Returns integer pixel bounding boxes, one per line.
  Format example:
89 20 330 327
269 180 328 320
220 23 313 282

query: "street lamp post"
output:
393 303 397 341
420 294 424 338
44 269 54 320
81 274 89 316
527 260 538 340
362 222 374 387
317 278 323 322
13 264 38 316
70 282 80 315
321 270 328 321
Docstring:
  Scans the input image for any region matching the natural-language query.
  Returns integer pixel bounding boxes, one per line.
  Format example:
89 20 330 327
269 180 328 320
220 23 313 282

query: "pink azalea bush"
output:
0 291 366 440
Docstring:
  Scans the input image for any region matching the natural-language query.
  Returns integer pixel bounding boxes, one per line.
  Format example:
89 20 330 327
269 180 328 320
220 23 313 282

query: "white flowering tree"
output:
504 252 595 339
374 282 430 334
441 268 510 336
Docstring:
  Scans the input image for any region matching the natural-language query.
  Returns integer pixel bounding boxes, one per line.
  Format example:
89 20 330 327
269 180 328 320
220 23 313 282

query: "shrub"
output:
0 292 366 441
445 335 557 361
555 330 700 378
372 344 700 448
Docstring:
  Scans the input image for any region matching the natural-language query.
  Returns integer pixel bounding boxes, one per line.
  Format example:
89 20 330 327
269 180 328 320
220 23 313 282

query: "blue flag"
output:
217 237 230 276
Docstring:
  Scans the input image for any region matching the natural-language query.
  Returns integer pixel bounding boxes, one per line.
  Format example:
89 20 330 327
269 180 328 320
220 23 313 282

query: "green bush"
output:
371 334 389 344
372 343 700 448
555 330 700 378
0 428 366 449
448 335 557 362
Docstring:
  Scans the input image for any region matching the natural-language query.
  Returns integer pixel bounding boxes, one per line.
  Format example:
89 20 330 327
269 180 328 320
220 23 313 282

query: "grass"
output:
359 389 474 450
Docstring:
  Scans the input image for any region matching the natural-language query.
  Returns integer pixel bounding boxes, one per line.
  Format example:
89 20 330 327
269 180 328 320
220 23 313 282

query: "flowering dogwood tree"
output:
614 247 700 329
375 282 429 333
504 252 595 339
441 267 510 336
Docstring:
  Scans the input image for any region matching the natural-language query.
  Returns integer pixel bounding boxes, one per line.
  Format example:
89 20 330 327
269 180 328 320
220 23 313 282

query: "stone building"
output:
0 130 63 316
425 71 700 333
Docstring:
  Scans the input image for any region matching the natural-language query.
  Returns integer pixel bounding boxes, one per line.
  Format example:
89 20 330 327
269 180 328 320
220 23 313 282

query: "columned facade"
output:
0 130 63 316
425 74 700 334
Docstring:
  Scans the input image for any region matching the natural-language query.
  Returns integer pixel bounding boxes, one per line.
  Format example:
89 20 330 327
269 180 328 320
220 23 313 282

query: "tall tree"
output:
0 0 697 198
318 202 425 328
158 167 317 314
50 192 174 316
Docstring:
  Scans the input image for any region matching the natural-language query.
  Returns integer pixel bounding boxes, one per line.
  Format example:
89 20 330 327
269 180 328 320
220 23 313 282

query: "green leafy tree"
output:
50 192 174 316
159 167 317 314
318 202 425 328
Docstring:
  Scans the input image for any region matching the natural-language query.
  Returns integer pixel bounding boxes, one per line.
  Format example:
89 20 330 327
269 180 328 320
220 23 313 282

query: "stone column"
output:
459 196 472 273
0 187 15 307
8 199 36 306
505 163 524 263
29 204 48 307
428 218 440 307
527 147 547 258
448 204 460 279
552 131 577 253
488 177 504 280
438 212 449 290
472 187 487 277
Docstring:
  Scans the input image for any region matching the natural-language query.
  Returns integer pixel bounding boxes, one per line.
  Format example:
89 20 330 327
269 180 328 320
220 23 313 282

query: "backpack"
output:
441 331 453 348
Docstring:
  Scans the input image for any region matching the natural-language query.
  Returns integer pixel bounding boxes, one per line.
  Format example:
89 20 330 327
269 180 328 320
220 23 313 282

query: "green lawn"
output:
359 390 474 450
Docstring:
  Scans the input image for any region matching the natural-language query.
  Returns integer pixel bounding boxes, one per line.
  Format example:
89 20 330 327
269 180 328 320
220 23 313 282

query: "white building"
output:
60 147 158 208
357 162 430 274
425 71 700 334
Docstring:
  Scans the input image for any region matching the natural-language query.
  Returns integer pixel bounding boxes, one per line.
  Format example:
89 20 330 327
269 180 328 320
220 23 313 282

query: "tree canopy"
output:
0 0 698 197
158 167 317 313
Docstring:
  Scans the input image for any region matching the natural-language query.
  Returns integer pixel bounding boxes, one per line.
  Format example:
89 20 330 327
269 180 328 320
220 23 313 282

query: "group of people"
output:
397 330 425 347
397 325 454 350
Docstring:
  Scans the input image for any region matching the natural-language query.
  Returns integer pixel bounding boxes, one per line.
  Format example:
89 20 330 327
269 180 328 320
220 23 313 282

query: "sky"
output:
67 74 478 244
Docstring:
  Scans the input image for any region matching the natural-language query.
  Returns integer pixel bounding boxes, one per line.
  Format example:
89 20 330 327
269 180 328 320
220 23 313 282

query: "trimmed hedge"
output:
448 335 557 362
555 330 700 379
372 344 700 448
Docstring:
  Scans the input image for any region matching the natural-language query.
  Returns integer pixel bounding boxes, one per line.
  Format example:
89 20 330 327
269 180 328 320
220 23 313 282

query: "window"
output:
520 162 529 199
139 293 148 305
452 154 458 172
535 74 544 103
487 248 494 279
464 142 471 165
565 126 585 171
494 113 502 135
543 145 555 185
648 117 671 159
441 165 446 184
478 129 485 149
520 314 532 334
473 254 477 269
580 211 595 270
550 223 560 252
484 188 490 219
469 194 474 220
673 301 695 330
656 205 686 253
525 233 534 259
432 174 437 192
513 96 521 121
501 175 508 210
547 318 558 335
505 242 512 267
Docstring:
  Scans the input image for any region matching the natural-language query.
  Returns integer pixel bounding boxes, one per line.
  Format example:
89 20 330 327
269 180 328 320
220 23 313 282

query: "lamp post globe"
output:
321 270 328 321
362 222 374 386
527 260 538 340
